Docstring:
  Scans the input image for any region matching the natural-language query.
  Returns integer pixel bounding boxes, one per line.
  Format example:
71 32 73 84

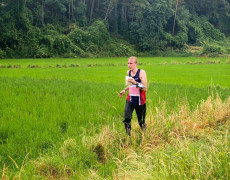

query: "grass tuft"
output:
93 143 107 164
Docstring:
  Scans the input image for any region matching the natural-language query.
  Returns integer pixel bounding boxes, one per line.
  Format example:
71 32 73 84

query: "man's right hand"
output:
119 90 125 97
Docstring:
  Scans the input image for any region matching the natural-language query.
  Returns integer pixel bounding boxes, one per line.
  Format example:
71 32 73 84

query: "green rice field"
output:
0 57 230 179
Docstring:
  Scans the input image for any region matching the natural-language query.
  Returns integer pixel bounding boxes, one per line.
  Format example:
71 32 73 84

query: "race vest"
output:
126 69 146 106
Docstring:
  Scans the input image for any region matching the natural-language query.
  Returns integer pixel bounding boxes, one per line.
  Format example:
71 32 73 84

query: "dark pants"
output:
123 100 146 134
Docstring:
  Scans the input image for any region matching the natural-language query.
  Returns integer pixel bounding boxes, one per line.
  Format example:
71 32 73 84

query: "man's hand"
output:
119 90 126 97
127 78 137 85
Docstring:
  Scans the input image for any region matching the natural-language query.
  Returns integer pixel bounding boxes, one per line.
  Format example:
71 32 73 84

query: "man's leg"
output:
123 101 134 136
135 104 146 130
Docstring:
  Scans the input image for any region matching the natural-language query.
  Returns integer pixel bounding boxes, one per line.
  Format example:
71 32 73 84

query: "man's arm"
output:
119 70 130 97
140 70 147 92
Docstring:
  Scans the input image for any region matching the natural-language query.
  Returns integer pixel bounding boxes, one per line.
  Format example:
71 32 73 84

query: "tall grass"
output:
88 95 230 179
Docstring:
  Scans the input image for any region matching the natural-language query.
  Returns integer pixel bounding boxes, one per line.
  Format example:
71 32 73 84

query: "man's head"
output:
128 56 138 71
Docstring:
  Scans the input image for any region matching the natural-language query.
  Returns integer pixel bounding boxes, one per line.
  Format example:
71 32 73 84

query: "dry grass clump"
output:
185 61 203 65
193 61 203 64
93 95 230 179
206 60 221 64
59 138 77 159
1 157 72 180
89 95 230 165
159 62 168 65
88 126 125 162
93 143 107 164
13 65 21 68
32 157 72 179
27 65 40 68
171 61 180 65
145 95 230 145
113 153 155 179
0 64 21 68
1 164 8 180
113 128 229 179
226 60 230 64
69 64 79 67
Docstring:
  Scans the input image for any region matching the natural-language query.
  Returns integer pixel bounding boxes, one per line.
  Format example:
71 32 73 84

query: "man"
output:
119 56 147 136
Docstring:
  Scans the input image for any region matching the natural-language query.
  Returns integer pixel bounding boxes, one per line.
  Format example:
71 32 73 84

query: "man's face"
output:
128 59 137 71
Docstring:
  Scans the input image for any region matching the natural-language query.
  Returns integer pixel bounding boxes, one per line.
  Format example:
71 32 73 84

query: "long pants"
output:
123 100 146 130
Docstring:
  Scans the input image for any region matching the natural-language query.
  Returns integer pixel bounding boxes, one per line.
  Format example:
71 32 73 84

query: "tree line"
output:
0 0 230 58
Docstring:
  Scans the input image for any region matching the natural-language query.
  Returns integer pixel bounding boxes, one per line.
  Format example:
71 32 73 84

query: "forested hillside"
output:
1 0 230 58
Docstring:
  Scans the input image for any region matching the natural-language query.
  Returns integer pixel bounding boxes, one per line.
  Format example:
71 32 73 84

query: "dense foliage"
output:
0 0 230 58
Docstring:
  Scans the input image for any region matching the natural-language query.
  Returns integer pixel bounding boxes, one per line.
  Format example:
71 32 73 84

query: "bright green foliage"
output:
202 43 226 57
87 21 110 47
202 21 225 41
68 28 89 51
104 41 136 57
53 35 72 55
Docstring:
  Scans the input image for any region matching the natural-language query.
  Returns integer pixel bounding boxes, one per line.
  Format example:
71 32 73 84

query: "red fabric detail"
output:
126 93 130 101
126 90 146 105
140 90 146 105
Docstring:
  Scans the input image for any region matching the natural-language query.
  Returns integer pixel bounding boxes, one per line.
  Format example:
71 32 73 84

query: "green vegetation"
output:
1 0 230 58
0 57 230 178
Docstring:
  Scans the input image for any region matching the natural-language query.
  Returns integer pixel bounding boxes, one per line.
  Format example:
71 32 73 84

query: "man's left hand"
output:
127 78 137 85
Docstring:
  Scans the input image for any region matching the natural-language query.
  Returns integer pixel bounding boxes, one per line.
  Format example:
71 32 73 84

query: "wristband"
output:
136 83 145 89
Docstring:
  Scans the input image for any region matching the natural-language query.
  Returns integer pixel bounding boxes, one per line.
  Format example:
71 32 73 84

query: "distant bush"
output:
35 46 51 58
99 38 136 57
5 47 14 58
68 21 110 56
53 35 72 55
113 44 136 57
187 21 203 44
0 49 6 59
70 44 85 56
171 32 188 48
202 44 225 56
86 44 98 54
87 21 110 47
202 22 225 41
68 28 89 50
